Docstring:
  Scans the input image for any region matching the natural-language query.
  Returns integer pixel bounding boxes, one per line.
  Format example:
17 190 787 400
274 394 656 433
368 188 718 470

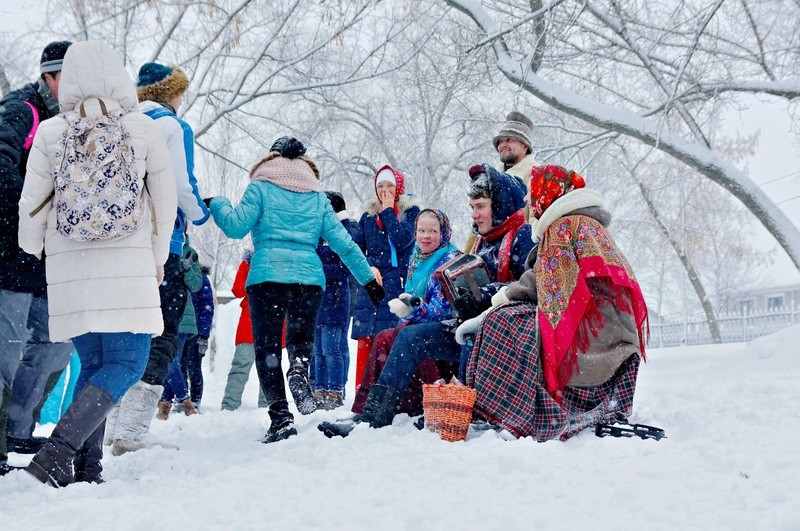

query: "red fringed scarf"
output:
470 209 526 283
535 215 649 403
375 204 399 230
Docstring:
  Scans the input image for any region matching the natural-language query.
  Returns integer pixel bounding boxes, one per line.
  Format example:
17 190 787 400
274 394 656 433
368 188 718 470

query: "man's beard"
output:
499 152 521 166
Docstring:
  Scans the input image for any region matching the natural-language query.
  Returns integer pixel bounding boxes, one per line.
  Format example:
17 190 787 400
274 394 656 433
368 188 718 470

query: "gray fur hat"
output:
493 111 533 153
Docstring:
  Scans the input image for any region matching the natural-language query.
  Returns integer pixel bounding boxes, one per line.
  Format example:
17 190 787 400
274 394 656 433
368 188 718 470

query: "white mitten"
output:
388 297 412 318
491 286 509 307
455 307 492 345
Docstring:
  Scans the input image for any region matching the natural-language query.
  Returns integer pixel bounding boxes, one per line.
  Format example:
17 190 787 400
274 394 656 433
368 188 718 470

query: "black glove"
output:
202 197 214 207
364 279 386 306
451 293 484 320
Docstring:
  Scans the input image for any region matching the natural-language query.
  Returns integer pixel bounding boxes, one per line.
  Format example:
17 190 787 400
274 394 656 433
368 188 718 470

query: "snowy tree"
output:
443 0 800 271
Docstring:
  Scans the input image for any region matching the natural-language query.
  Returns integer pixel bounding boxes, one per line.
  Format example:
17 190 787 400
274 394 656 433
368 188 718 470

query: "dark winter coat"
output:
475 223 534 305
351 194 421 338
317 215 354 328
192 272 214 338
0 81 57 295
470 164 535 305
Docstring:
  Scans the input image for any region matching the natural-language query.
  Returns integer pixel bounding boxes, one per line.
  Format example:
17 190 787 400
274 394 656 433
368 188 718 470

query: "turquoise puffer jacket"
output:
209 181 374 289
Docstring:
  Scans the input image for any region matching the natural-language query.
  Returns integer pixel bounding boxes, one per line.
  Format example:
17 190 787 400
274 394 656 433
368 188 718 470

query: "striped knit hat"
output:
40 41 72 74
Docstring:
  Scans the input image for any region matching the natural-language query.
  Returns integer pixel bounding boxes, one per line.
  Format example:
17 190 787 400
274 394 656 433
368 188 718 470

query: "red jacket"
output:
231 258 286 347
232 260 253 345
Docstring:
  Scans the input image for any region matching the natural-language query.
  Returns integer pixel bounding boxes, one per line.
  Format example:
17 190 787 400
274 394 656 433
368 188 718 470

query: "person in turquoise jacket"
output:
206 137 385 444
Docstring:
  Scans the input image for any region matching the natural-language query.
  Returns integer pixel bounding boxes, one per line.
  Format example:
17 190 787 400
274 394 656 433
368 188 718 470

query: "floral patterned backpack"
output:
37 99 147 241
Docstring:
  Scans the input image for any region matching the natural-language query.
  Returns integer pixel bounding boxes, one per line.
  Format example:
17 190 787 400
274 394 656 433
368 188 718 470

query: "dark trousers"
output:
180 334 203 404
247 282 323 407
140 254 188 386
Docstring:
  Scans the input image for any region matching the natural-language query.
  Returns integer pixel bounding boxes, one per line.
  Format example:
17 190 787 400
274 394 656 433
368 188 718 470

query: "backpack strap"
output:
79 98 109 118
29 190 55 218
23 101 40 150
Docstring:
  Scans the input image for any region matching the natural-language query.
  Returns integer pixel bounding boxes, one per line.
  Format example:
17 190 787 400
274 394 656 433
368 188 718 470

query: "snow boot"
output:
26 385 115 488
156 400 172 421
317 391 343 411
180 399 199 416
287 361 316 415
262 400 297 444
74 420 106 484
318 384 401 438
111 381 178 456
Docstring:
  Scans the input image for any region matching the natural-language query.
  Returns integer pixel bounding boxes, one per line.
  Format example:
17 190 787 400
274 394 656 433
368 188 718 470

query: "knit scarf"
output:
470 209 526 283
535 214 649 403
250 157 320 192
405 242 459 299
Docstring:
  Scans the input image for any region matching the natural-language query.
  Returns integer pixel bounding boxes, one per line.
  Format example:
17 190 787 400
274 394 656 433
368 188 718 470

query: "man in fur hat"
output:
107 62 210 455
0 41 75 473
464 110 537 252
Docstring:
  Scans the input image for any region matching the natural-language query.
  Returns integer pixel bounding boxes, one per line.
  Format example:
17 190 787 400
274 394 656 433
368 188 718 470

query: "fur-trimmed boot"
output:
156 400 172 421
318 384 401 438
26 385 115 488
111 381 178 456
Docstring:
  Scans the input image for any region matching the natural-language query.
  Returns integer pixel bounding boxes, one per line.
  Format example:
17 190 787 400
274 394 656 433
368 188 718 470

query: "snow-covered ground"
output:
2 301 798 529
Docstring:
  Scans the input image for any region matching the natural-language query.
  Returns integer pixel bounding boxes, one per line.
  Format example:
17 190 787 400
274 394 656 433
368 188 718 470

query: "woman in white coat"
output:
18 40 176 487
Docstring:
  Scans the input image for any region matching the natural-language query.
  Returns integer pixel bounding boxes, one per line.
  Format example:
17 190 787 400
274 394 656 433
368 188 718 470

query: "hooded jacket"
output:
18 41 177 341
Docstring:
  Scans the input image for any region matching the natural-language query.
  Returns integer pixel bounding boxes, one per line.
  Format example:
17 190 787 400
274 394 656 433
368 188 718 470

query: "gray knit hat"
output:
492 111 533 153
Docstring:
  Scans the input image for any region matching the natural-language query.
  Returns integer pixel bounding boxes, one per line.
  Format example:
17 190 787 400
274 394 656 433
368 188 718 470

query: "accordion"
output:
434 253 491 318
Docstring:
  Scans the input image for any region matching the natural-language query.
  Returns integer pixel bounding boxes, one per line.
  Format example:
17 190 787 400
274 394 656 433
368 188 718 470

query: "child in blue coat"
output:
207 137 384 443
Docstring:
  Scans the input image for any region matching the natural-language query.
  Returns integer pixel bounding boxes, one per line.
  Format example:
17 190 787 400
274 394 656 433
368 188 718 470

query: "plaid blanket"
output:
467 302 639 441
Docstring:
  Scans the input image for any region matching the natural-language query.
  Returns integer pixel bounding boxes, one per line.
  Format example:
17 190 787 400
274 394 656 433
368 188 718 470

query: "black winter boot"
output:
287 359 316 415
318 384 402 438
262 400 297 444
74 420 106 484
26 385 115 488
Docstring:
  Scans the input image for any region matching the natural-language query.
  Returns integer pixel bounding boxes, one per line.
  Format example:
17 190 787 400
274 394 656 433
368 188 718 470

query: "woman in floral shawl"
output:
464 165 648 441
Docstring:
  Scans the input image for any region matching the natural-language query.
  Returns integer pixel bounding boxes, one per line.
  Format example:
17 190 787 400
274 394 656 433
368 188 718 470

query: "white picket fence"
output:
649 305 800 347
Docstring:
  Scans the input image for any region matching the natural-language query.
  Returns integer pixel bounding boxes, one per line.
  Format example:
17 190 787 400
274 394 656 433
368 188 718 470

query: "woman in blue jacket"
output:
350 165 420 393
207 138 384 443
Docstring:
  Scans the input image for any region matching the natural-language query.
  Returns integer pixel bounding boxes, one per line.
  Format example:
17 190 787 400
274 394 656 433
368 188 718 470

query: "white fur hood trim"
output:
533 188 606 242
363 194 422 217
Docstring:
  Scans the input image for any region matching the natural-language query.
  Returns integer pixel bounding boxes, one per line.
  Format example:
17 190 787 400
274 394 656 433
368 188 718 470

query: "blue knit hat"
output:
136 62 189 103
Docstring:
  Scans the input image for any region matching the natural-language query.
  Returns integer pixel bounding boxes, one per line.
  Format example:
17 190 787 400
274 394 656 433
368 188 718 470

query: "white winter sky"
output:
2 1 799 285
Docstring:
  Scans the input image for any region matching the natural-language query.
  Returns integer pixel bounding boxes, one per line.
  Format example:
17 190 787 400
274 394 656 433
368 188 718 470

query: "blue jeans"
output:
376 322 461 395
71 332 151 403
312 325 349 392
0 290 73 440
162 333 190 402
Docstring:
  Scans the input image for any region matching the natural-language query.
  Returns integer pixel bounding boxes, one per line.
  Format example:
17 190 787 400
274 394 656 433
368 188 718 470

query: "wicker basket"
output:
422 383 477 442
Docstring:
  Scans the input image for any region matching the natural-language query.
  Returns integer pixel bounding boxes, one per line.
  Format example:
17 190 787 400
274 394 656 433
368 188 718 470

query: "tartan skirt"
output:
466 302 639 441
